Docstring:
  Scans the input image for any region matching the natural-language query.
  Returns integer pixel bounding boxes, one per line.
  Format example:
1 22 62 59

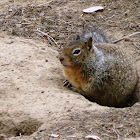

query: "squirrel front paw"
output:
63 79 78 92
63 79 72 88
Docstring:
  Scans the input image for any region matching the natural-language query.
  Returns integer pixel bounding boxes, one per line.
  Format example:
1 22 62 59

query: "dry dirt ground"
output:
0 0 140 140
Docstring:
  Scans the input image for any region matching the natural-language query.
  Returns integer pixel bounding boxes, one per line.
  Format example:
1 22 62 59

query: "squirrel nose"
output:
59 56 64 63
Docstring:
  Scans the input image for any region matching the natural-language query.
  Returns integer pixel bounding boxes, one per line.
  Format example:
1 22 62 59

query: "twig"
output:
21 22 32 25
12 9 21 17
132 43 140 50
112 125 120 140
37 0 53 7
36 29 59 48
132 43 140 54
36 31 53 44
112 32 140 44
101 133 115 138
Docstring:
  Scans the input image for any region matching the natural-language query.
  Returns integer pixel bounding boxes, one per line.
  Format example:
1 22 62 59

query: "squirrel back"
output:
59 29 138 107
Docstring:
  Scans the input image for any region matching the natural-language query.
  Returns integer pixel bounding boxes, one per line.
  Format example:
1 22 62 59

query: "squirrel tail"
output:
76 26 110 44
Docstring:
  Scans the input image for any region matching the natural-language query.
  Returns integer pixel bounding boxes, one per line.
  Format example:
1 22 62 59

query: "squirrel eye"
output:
72 48 81 55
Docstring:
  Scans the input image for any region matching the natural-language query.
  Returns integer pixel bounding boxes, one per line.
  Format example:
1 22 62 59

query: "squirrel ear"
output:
86 37 93 51
76 34 80 40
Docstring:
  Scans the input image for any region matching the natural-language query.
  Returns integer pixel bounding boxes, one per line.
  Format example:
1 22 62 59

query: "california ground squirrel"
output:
59 29 138 107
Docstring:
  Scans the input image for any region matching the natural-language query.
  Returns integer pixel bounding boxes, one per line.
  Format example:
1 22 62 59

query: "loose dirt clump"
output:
0 0 139 140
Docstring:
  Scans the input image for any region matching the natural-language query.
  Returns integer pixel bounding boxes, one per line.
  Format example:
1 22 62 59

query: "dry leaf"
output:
85 135 101 140
49 134 59 138
83 6 104 13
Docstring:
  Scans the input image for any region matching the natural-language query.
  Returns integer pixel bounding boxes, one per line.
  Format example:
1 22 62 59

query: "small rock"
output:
39 127 46 132
16 24 22 28
41 47 45 50
45 58 48 62
66 14 72 19
0 134 7 140
85 135 101 140
49 134 59 138
5 40 13 44
0 19 4 23
39 12 44 17
9 9 13 12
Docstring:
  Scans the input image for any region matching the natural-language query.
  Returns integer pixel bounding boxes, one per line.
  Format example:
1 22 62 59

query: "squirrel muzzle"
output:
59 55 69 67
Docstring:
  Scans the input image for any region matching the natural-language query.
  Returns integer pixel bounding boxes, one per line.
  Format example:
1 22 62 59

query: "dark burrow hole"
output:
84 89 138 108
13 118 42 137
0 117 42 137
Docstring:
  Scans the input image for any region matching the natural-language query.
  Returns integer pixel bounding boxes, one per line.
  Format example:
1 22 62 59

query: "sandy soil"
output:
0 0 140 140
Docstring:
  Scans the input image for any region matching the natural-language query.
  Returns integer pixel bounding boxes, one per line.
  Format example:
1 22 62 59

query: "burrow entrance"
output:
0 111 42 137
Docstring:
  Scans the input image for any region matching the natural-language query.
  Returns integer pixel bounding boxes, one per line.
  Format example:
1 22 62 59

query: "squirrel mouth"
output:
61 61 69 67
59 57 69 67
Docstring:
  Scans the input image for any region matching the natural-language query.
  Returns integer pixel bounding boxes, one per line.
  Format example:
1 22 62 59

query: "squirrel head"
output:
59 37 94 68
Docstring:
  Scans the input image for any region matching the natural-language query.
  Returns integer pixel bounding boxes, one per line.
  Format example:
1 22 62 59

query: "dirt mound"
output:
0 33 139 140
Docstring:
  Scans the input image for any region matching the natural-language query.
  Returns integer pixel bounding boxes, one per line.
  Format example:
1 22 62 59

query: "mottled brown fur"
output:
59 30 138 107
